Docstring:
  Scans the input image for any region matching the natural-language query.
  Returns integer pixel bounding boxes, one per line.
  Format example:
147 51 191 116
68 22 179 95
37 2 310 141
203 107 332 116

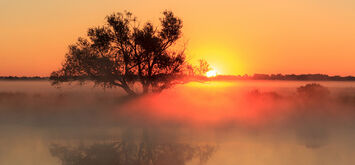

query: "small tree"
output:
184 59 211 76
51 11 185 95
196 59 211 76
297 83 330 100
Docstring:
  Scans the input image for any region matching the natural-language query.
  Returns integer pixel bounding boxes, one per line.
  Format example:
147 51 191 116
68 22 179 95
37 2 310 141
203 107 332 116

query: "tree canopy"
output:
51 11 185 95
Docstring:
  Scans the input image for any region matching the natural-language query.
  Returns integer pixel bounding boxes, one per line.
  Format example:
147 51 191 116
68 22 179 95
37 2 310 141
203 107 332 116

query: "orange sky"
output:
1 0 354 76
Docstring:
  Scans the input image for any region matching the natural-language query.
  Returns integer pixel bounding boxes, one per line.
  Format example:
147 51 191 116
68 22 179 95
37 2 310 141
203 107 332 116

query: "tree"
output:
50 11 185 95
196 59 211 76
184 59 211 76
297 83 330 100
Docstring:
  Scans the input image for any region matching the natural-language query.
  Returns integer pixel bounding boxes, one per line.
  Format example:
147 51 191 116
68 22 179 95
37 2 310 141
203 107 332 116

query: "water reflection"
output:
49 127 216 165
50 142 215 165
2 81 355 165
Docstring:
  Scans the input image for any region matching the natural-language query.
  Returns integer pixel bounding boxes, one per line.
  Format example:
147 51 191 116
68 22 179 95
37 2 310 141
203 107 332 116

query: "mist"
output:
1 80 355 165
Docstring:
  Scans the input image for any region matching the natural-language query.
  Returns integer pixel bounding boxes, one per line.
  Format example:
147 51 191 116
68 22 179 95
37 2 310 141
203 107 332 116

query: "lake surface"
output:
1 80 355 92
1 80 355 165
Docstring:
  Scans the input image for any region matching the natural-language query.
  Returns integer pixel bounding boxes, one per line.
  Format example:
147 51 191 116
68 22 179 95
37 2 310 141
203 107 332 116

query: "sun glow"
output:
206 70 217 77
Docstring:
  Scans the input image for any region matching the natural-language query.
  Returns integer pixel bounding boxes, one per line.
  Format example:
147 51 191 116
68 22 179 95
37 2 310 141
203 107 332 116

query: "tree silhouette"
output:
50 11 185 95
184 59 211 76
196 59 211 76
297 83 330 100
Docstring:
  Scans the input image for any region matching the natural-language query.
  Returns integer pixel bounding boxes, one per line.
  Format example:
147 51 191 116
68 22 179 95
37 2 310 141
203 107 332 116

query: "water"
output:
1 80 355 165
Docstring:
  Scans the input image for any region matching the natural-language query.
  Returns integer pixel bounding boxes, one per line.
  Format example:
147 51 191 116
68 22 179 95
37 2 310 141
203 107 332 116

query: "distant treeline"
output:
0 76 48 80
208 74 355 81
1 74 355 81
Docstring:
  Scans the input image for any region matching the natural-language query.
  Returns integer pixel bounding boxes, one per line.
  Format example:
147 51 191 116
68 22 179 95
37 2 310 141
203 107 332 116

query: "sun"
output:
206 70 217 77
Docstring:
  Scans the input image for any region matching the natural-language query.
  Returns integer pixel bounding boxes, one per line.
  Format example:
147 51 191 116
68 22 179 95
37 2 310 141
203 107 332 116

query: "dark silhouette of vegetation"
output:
2 74 355 83
49 142 216 165
50 11 185 95
0 76 47 81
184 59 211 76
252 74 355 81
206 74 355 81
246 89 282 100
297 83 330 100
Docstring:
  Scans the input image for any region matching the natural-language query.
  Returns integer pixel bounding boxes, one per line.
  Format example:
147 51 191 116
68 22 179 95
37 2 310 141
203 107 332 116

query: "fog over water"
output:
1 80 355 165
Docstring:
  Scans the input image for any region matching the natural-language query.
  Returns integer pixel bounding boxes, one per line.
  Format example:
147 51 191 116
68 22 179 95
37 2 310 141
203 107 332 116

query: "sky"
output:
0 0 354 76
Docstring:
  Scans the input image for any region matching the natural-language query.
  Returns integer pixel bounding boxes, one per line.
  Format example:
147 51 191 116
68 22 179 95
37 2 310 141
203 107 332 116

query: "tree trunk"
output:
122 85 136 96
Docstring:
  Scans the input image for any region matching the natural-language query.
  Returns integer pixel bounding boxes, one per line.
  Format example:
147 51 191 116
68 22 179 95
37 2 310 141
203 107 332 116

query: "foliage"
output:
297 83 330 99
50 11 185 95
184 59 211 76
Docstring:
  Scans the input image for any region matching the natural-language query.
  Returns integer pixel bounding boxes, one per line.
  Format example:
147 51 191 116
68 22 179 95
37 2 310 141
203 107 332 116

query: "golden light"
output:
189 42 246 76
206 70 217 77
